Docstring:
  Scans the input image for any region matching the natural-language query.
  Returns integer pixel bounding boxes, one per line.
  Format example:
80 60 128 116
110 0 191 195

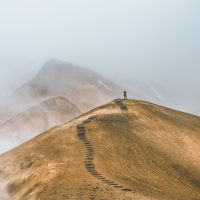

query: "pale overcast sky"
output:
0 0 199 97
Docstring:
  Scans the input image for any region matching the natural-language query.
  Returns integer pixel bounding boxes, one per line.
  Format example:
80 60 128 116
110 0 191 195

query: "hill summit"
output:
29 59 122 107
0 99 200 200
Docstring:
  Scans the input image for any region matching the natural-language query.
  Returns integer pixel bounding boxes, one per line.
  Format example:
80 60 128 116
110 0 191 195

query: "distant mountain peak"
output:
33 59 83 84
38 59 74 74
44 58 72 66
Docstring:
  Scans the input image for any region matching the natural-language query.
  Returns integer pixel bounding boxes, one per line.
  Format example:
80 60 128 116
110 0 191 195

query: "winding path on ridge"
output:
77 99 132 193
77 99 182 199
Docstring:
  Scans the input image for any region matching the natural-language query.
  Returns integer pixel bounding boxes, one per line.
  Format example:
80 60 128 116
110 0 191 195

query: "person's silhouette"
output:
124 90 127 99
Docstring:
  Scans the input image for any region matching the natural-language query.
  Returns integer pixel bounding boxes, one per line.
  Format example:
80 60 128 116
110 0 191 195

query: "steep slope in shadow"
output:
0 99 200 200
0 97 81 153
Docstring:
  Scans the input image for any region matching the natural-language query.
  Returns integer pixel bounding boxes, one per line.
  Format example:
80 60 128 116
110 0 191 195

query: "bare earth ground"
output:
0 99 200 200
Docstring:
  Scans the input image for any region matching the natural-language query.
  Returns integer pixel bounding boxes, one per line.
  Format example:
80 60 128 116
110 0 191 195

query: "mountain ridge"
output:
0 99 199 200
0 59 124 125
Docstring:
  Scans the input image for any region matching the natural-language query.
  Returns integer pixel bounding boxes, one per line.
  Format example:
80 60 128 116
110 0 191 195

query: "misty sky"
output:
0 0 200 96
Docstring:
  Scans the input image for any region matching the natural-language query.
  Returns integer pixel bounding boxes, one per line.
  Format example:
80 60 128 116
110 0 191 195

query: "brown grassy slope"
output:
0 99 200 200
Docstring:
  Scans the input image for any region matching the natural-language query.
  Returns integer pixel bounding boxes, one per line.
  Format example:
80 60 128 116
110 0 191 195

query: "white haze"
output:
0 181 10 200
0 0 199 115
0 0 199 110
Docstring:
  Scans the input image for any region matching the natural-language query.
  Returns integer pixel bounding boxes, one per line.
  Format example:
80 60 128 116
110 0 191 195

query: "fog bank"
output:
0 0 199 113
0 181 10 200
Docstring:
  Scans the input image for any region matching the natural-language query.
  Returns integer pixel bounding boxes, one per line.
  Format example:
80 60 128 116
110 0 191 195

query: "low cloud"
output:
0 182 10 200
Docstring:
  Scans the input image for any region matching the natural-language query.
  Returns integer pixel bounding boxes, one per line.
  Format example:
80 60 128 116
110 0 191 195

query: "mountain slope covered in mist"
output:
0 99 200 200
0 97 81 153
0 59 122 125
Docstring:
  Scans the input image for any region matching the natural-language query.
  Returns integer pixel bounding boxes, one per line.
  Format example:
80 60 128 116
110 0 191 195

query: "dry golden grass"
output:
0 99 200 200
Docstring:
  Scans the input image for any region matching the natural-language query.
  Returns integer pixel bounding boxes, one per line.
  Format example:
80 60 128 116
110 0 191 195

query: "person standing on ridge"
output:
124 90 127 99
